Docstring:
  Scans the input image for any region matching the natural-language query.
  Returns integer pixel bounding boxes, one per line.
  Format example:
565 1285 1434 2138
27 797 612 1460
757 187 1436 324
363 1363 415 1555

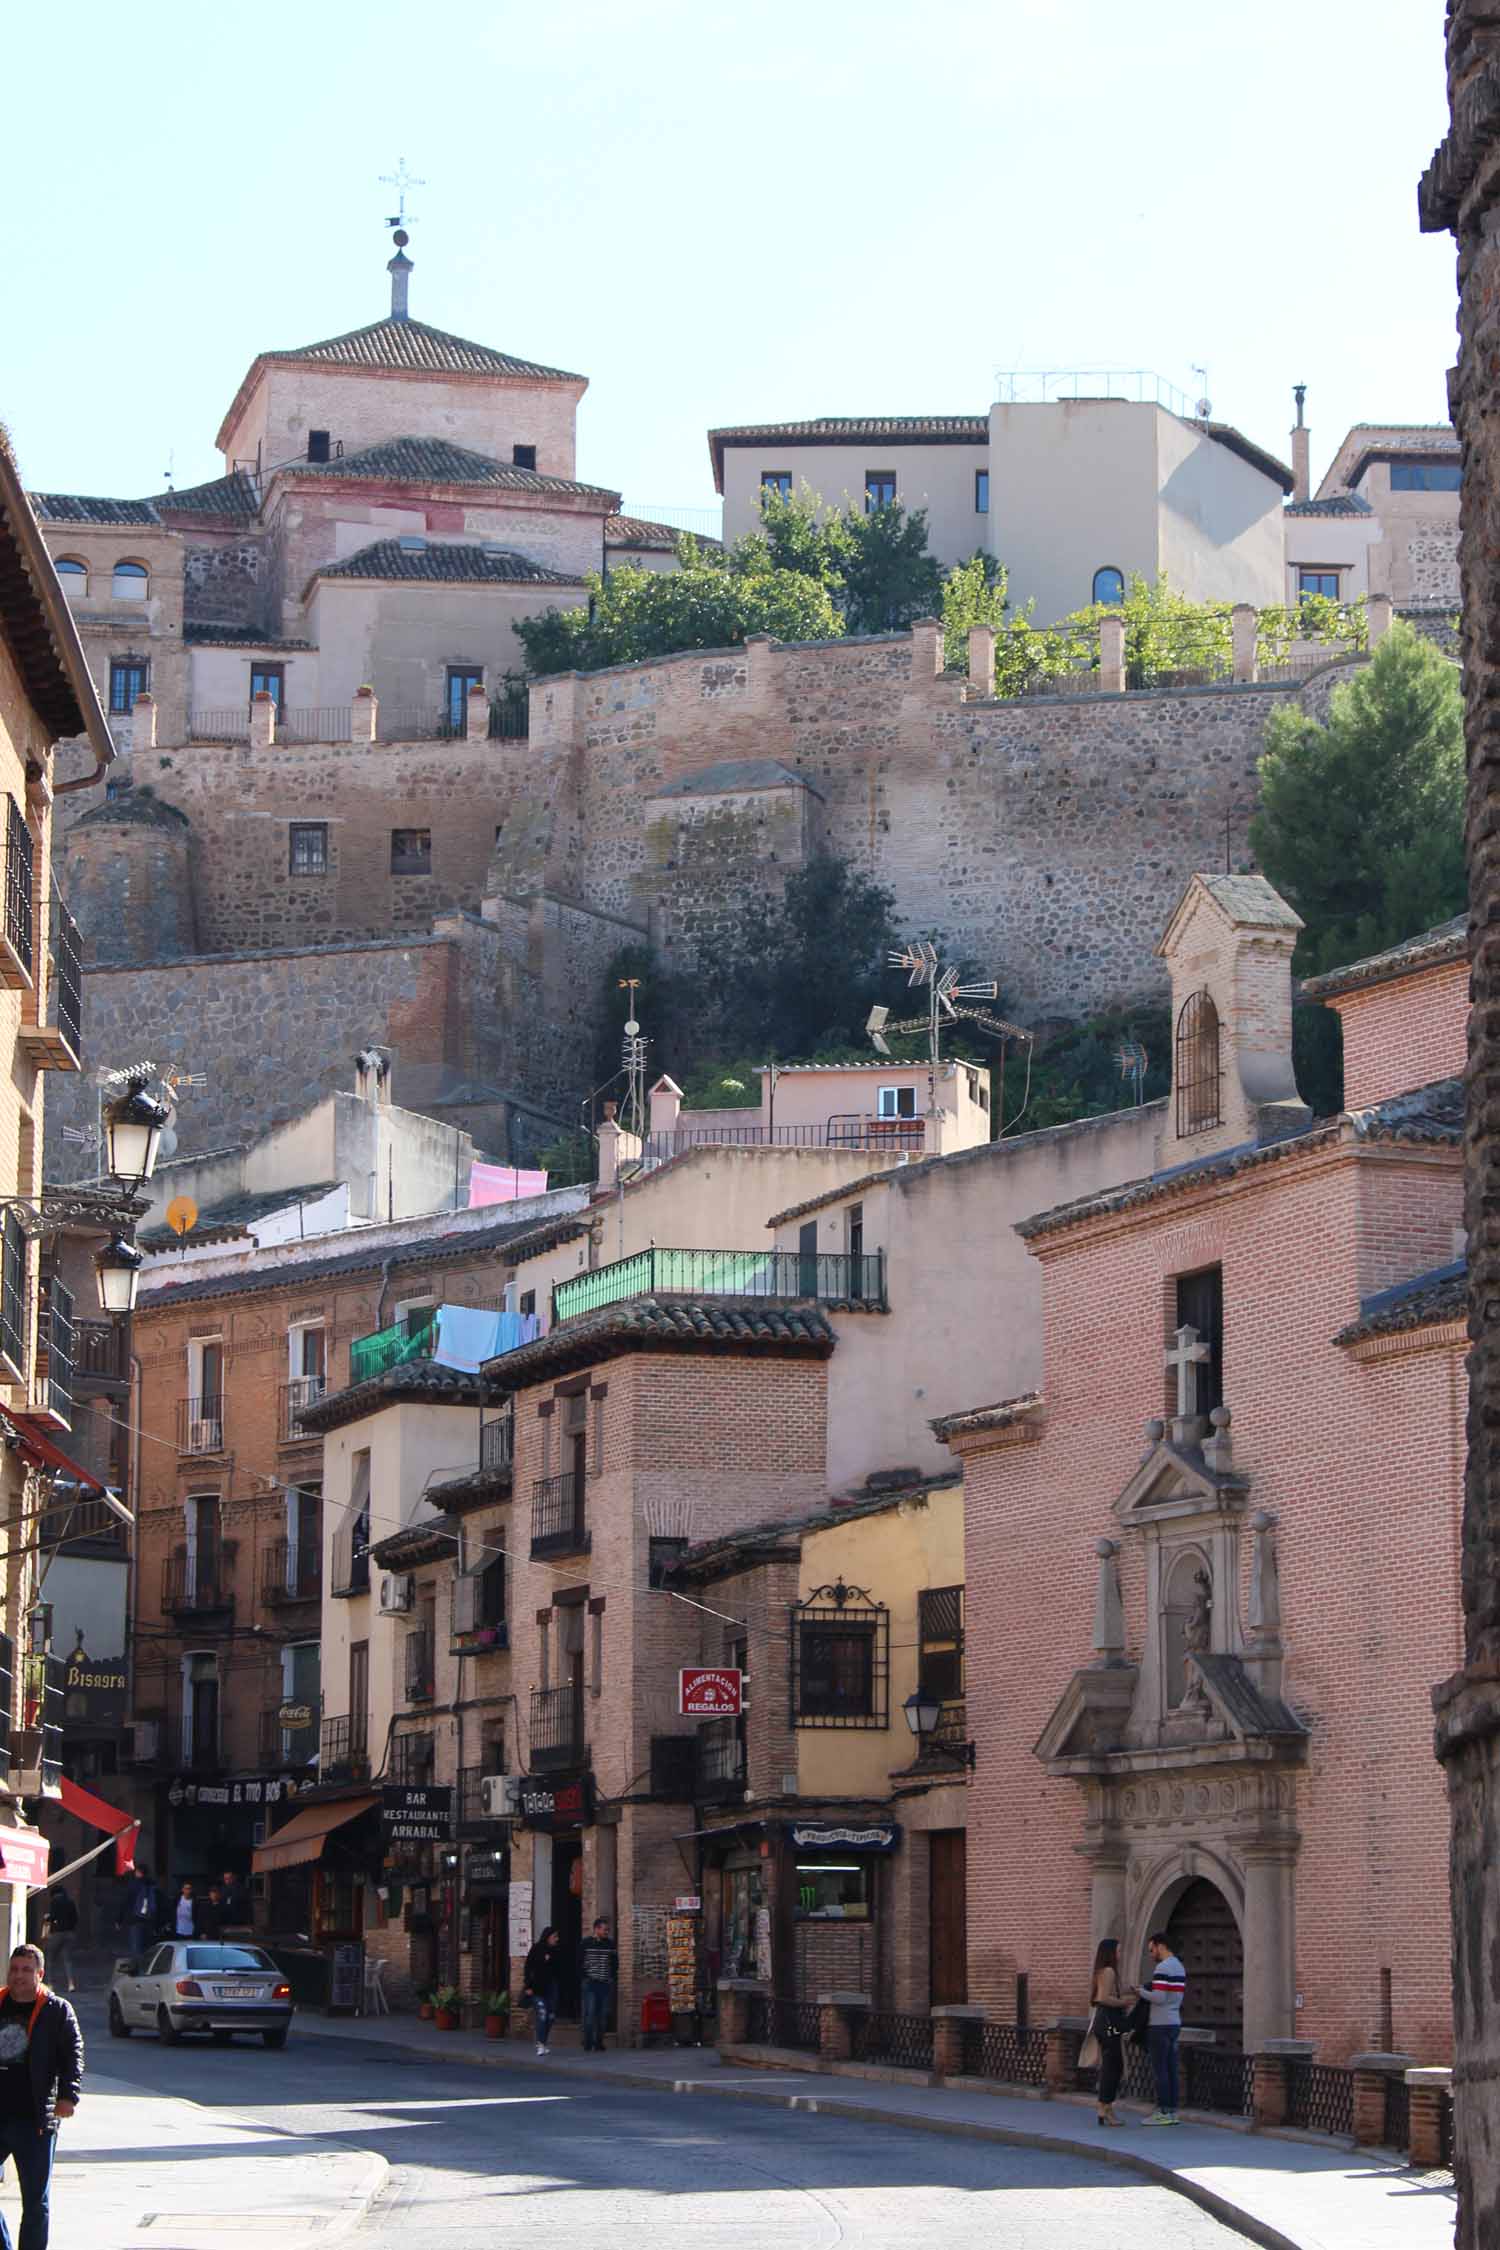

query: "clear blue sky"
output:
6 0 1456 520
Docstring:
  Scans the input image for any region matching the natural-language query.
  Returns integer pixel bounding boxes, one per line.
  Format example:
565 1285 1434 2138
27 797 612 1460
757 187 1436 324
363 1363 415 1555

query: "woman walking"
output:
522 1926 561 2056
1082 1937 1133 2125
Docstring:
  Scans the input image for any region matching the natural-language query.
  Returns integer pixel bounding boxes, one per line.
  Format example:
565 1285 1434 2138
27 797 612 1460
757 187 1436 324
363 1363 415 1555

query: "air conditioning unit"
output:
380 1573 414 1614
480 1774 521 1818
125 1720 160 1765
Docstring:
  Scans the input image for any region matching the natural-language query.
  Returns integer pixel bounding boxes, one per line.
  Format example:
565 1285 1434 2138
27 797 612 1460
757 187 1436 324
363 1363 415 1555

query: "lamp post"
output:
102 1075 171 1189
94 1233 144 1315
901 1686 976 1770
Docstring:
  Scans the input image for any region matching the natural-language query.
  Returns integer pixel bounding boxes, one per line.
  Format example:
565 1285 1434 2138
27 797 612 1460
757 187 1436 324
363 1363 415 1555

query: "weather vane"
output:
380 159 425 232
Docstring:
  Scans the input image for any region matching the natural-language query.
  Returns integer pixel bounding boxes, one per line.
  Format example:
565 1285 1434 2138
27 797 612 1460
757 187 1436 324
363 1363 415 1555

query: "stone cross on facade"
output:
1166 1323 1210 1420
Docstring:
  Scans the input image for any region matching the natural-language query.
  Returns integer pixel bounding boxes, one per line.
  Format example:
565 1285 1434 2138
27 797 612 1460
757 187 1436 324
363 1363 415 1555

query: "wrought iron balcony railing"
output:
319 1712 368 1778
261 1536 322 1606
553 1245 887 1325
404 1628 435 1706
695 1719 747 1802
21 894 82 1069
530 1470 588 1559
529 1684 585 1772
73 1318 126 1382
480 1412 514 1473
258 1704 319 1771
279 1375 327 1441
176 1395 226 1455
639 1115 922 1164
1 799 33 986
37 1276 74 1427
390 1728 436 1785
161 1541 237 1617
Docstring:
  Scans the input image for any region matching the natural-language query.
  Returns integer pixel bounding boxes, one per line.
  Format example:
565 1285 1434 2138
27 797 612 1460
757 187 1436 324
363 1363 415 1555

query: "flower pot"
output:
434 2009 458 2031
418 2003 433 2020
484 2014 504 2038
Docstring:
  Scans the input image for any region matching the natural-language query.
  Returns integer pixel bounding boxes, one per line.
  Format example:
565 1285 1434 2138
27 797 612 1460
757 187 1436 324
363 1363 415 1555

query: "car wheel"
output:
211 2030 233 2044
262 2028 288 2050
157 2006 180 2046
108 1994 131 2039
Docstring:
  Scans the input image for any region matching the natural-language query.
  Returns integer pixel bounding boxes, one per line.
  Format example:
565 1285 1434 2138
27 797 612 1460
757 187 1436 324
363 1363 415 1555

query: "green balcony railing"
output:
349 1311 437 1385
552 1246 886 1325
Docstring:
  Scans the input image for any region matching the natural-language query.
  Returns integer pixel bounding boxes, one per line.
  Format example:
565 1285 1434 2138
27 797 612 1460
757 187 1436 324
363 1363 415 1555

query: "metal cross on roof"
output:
380 158 425 231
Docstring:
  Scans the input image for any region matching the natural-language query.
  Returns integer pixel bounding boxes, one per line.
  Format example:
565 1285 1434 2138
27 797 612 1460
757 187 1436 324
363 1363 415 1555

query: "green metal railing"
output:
553 1247 886 1325
349 1311 438 1385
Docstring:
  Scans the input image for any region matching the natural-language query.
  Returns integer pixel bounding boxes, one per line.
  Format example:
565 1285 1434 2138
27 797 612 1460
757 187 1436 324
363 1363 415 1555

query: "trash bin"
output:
640 1989 672 2043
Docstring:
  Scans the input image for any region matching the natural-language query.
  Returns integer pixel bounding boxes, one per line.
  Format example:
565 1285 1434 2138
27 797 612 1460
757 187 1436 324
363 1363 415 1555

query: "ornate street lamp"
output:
102 1076 171 1187
901 1685 975 1769
94 1232 144 1316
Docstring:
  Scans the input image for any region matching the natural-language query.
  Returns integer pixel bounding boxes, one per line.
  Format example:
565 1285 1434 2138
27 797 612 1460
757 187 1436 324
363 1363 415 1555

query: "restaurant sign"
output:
381 1785 452 1846
789 1821 901 1853
62 1649 127 1728
518 1774 594 1832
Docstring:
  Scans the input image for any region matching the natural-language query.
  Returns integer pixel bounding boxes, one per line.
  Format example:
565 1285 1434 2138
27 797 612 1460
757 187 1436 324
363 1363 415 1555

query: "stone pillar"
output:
1366 592 1394 648
1240 1847 1297 2052
1350 2053 1415 2146
249 689 276 749
534 671 579 748
909 618 943 682
466 683 489 744
352 687 378 743
1045 2017 1083 2094
1085 1848 1128 1954
1291 419 1311 506
716 1978 766 2047
1406 2066 1452 2168
130 692 157 750
930 2004 983 2078
818 1991 868 2063
1096 613 1125 694
967 624 996 699
1230 603 1258 683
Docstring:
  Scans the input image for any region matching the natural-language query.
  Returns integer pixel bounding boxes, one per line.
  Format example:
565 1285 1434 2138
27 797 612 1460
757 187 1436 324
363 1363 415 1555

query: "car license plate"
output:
213 1983 265 1998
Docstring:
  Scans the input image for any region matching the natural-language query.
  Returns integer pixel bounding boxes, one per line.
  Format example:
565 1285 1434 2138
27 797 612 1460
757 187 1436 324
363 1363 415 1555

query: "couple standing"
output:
521 1919 618 2055
1083 1932 1187 2127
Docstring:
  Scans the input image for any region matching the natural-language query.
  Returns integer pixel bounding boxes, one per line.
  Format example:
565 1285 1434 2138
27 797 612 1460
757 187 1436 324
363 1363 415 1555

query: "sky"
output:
3 0 1457 523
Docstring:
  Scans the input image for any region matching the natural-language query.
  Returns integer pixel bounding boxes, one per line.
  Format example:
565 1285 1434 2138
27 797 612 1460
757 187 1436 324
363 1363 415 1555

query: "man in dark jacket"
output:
578 1917 618 2053
0 1942 83 2249
115 1866 159 1964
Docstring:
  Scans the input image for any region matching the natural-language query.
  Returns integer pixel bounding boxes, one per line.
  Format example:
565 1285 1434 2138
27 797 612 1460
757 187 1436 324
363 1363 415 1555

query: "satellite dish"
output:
165 1196 198 1237
1196 396 1213 420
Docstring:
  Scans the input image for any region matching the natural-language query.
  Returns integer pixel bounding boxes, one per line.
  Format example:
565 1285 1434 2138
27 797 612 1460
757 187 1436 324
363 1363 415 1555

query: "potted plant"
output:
417 1991 435 2021
432 1985 461 2030
483 1990 510 2039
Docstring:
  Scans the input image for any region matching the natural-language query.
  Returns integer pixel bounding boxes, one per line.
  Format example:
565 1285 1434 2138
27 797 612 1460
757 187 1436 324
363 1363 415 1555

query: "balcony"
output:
34 1276 74 1429
38 1489 125 1550
330 1512 370 1598
20 895 82 1070
0 799 34 991
696 1719 747 1803
161 1542 237 1619
530 1471 588 1559
451 1567 507 1655
176 1394 225 1456
403 1628 435 1706
458 1765 512 1833
261 1536 322 1607
529 1684 585 1773
319 1713 369 1781
639 1114 923 1164
347 1299 513 1385
552 1245 888 1324
257 1704 319 1771
390 1728 436 1785
74 1319 126 1384
279 1376 327 1442
480 1412 514 1474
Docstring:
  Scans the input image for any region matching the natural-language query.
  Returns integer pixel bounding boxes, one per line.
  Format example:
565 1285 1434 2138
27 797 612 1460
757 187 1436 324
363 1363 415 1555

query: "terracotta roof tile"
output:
486 1296 837 1387
930 1391 1043 1442
269 316 584 384
313 539 583 587
1333 1259 1467 1346
708 416 987 489
304 435 616 502
1301 916 1466 1000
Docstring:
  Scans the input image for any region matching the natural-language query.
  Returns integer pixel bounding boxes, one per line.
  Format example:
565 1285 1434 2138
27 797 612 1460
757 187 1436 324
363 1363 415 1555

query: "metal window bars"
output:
790 1584 890 1729
175 1394 225 1455
480 1412 514 1472
1174 988 1222 1136
0 1211 27 1379
390 1728 435 1784
530 1470 588 1558
4 801 32 980
529 1683 584 1770
261 1535 322 1603
404 1628 435 1705
39 1275 73 1426
279 1374 327 1438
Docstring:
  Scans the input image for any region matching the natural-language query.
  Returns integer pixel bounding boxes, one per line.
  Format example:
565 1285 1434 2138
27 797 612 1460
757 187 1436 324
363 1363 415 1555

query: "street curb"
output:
319 2150 391 2245
296 2027 1310 2250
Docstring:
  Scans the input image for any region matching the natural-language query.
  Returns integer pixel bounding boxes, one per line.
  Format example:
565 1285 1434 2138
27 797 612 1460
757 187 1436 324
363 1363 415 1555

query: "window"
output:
974 470 989 514
519 1289 536 1317
394 1295 435 1341
108 659 148 714
390 828 432 875
918 1585 965 1704
55 559 87 601
1174 988 1221 1136
185 1652 219 1768
1298 569 1340 602
349 1641 369 1758
1174 1265 1224 1418
791 1585 889 1728
250 663 285 708
112 560 148 601
1390 460 1461 492
847 1202 864 1264
306 430 331 464
760 471 793 499
445 667 484 732
865 471 897 512
0 1210 25 1378
1092 565 1126 606
877 1085 917 1120
288 822 328 876
512 444 537 471
648 1536 688 1588
795 1857 873 1921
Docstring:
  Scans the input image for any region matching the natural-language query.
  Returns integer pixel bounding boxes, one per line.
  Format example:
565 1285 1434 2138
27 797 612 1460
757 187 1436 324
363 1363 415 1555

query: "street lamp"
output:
94 1232 144 1315
901 1685 976 1770
103 1078 171 1187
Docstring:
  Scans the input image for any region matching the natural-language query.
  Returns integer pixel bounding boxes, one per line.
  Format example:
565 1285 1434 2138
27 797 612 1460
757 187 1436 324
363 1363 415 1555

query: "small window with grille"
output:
791 1584 889 1728
288 822 328 876
0 1209 26 1379
1174 988 1221 1136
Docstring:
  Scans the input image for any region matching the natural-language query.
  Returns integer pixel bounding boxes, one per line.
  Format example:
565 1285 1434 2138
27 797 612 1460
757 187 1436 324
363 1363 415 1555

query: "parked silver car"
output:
109 1942 294 2047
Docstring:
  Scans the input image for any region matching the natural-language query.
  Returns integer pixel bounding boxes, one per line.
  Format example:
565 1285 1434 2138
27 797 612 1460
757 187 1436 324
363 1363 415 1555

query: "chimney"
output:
648 1075 684 1140
387 228 413 322
1290 383 1310 504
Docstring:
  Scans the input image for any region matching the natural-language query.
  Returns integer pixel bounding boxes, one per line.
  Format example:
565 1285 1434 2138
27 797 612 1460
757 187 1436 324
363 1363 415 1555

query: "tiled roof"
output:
1175 871 1304 935
30 492 160 527
486 1297 837 1388
1016 1078 1463 1241
653 759 813 799
155 470 260 521
267 316 584 385
69 787 189 834
930 1391 1043 1442
1284 492 1373 517
1198 422 1294 494
708 416 988 490
1302 916 1466 1000
370 1514 456 1570
136 1208 583 1311
304 435 616 502
606 514 703 549
298 1359 499 1434
139 1181 342 1251
31 471 260 529
423 1461 513 1513
1334 1259 1467 1346
183 627 314 648
312 540 583 588
673 1471 962 1579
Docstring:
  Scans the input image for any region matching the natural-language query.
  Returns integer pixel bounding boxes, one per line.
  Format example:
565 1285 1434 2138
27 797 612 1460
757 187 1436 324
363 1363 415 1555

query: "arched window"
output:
1175 988 1221 1135
54 559 87 601
112 559 148 601
1092 565 1125 606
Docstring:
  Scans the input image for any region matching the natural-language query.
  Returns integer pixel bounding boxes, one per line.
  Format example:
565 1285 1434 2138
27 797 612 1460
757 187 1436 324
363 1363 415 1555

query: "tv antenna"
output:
380 158 425 232
618 978 647 1141
867 941 1032 1123
1116 1037 1148 1106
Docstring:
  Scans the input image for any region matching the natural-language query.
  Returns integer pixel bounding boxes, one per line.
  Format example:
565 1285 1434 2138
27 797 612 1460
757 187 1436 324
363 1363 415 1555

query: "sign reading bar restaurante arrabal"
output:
380 1786 451 1846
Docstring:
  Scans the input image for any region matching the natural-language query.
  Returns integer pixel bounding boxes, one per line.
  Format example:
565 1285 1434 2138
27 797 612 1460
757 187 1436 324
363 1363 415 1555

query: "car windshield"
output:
182 1946 274 1971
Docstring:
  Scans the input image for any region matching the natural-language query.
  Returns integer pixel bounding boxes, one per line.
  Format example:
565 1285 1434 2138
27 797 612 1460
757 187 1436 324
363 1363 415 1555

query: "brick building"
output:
940 873 1466 2066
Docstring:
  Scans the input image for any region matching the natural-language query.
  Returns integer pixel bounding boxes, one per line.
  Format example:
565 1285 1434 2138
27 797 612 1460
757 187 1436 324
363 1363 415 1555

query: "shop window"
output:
791 1583 888 1728
794 1857 873 1921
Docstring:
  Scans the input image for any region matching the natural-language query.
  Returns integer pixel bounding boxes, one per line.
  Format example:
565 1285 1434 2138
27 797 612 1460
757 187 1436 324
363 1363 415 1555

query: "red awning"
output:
59 1777 140 1875
0 1827 50 1891
0 1403 120 1506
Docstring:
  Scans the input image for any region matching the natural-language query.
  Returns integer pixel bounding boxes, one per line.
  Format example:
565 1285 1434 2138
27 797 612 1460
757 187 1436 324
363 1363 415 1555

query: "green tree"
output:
516 562 842 677
740 485 943 633
1249 622 1465 976
706 856 904 1058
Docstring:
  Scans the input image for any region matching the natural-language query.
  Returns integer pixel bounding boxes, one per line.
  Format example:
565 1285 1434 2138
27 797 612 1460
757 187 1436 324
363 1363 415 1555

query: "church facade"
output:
941 877 1465 2064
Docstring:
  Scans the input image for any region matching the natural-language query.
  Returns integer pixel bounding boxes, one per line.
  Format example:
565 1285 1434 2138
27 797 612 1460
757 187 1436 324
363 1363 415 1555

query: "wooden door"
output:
1165 1879 1243 2036
929 1830 968 2005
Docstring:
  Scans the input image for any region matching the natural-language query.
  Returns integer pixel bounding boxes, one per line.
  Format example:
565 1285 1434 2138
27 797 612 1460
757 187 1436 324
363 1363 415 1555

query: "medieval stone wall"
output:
182 538 265 632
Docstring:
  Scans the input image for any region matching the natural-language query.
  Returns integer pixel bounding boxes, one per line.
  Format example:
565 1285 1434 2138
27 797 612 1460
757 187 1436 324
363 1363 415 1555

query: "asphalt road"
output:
76 1991 1249 2249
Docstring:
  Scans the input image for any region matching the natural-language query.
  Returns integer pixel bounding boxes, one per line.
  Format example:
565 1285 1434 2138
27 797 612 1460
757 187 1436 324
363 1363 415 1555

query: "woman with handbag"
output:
1080 1936 1133 2125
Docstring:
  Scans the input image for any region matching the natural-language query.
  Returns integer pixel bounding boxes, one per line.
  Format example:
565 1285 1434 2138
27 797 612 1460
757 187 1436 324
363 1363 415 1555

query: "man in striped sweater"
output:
1141 1933 1187 2124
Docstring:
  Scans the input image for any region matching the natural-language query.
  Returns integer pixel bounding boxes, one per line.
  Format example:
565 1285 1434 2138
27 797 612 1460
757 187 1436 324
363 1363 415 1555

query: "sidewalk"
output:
24 2070 385 2250
291 2006 1456 2250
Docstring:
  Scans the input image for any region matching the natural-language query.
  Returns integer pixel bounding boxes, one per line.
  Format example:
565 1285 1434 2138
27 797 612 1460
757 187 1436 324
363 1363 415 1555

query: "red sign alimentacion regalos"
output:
678 1667 744 1717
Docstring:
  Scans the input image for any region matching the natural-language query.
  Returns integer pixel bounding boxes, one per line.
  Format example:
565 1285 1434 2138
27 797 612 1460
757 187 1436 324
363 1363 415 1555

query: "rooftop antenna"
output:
1192 365 1212 420
867 940 1032 1127
618 978 648 1141
1116 1037 1148 1107
161 449 175 492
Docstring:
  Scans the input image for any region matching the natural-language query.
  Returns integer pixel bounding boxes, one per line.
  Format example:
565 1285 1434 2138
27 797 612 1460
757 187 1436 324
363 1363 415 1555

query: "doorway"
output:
551 1837 583 2017
928 1831 967 2005
1164 1878 1243 2037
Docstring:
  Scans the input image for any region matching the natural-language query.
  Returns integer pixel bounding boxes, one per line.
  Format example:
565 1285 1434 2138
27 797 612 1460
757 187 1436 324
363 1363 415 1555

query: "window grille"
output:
4 800 33 978
0 1209 26 1377
790 1581 889 1728
1174 988 1221 1136
288 823 328 876
918 1584 965 1703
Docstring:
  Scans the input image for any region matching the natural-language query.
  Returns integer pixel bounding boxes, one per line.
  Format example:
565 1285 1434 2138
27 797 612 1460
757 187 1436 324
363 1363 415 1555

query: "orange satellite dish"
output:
165 1196 198 1237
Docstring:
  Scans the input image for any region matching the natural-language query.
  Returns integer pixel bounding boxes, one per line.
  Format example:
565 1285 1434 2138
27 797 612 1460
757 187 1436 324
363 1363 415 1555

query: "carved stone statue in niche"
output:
1163 1551 1213 1710
1181 1567 1213 1712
